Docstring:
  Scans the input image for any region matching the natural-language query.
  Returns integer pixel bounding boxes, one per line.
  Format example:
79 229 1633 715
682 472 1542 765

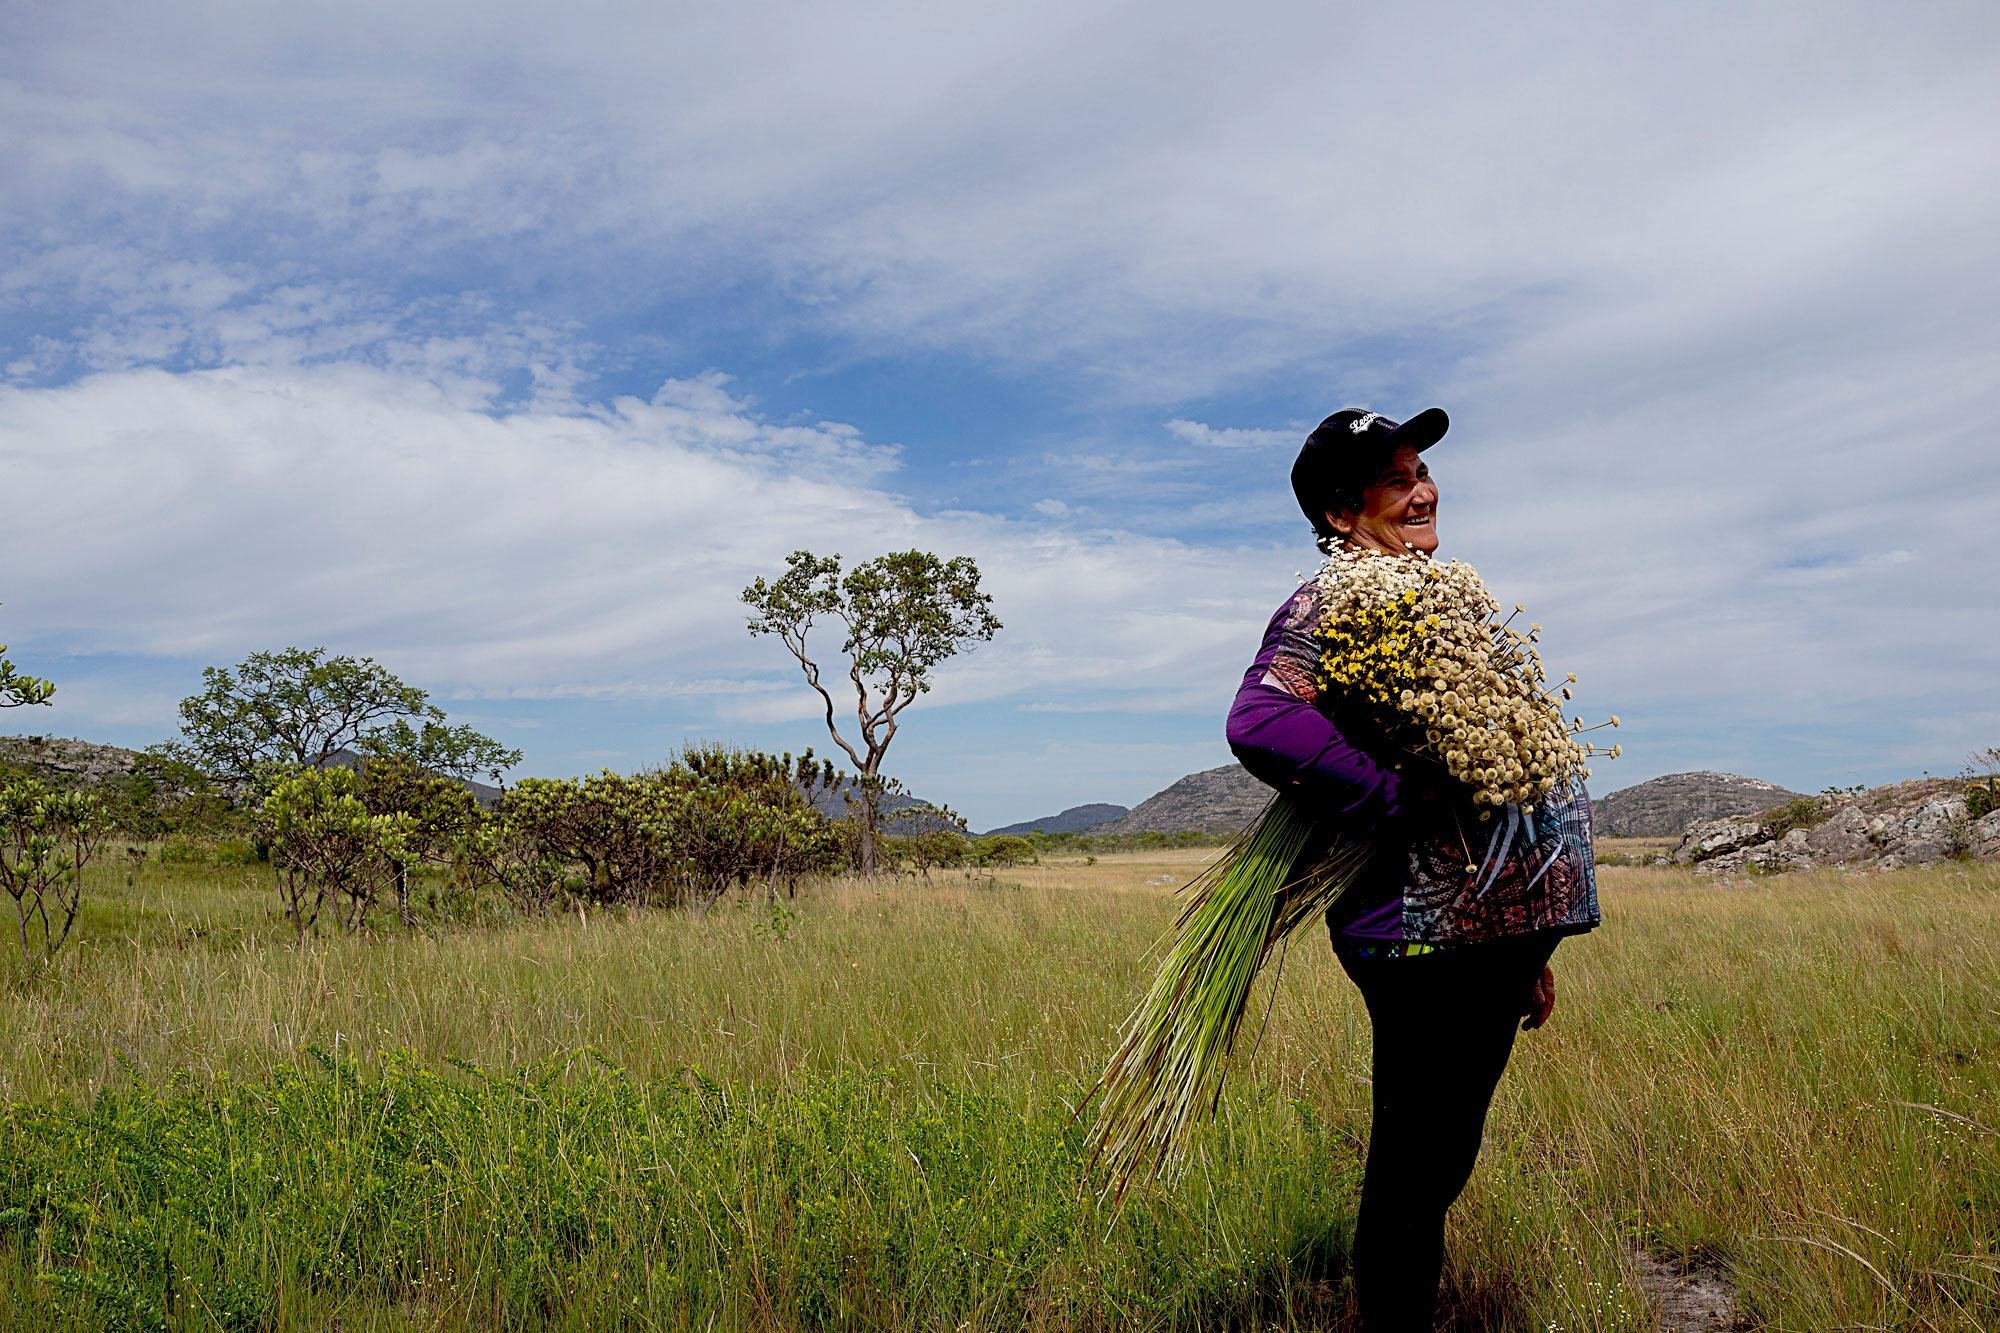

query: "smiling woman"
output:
1224 405 1600 1329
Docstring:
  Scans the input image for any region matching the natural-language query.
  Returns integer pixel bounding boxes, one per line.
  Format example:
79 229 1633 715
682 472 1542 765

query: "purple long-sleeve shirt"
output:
1224 581 1407 831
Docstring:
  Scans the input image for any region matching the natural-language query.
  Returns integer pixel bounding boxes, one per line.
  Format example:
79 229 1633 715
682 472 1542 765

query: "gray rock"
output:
0 734 142 783
1685 779 1992 875
1671 816 1771 865
1801 806 1874 862
1877 795 1971 866
1975 810 2000 859
1699 838 1800 877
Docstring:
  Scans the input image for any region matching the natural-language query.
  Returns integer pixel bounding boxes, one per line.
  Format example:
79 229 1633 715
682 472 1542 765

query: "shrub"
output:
260 767 413 937
1021 828 1230 856
493 748 838 913
1962 746 2000 820
0 778 106 962
974 835 1036 868
1762 796 1827 840
498 773 677 907
897 829 971 876
104 751 241 841
355 752 484 925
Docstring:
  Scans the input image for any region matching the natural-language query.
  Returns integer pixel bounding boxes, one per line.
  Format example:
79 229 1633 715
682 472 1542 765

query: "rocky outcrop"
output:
982 803 1129 837
1671 779 1992 875
1675 816 1771 862
1592 771 1803 837
1104 765 1272 836
0 734 143 784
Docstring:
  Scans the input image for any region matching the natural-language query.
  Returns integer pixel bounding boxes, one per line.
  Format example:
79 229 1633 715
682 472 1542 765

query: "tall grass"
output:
0 850 1995 1328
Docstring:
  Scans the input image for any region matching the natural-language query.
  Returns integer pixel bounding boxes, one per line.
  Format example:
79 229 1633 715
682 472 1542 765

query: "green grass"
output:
0 850 1996 1328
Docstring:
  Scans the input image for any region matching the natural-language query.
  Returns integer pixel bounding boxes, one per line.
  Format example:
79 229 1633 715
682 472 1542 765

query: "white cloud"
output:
10 3 1998 398
1163 420 1298 451
0 361 1288 725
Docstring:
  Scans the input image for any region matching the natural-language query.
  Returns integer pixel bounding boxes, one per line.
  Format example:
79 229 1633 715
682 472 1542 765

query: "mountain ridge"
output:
981 803 1129 837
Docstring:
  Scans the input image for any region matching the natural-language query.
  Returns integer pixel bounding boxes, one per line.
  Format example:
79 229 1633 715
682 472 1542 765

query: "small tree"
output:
163 647 521 791
742 550 1000 876
459 816 570 918
261 766 411 938
0 779 106 962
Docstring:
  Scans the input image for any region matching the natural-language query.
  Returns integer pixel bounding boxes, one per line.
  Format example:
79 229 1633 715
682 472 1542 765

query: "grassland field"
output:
0 841 1995 1330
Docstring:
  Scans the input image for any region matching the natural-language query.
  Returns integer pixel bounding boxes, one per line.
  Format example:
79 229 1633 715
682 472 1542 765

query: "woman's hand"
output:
1521 966 1556 1031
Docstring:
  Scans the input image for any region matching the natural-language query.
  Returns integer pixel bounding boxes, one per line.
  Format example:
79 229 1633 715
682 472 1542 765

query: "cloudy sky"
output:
5 1 1998 827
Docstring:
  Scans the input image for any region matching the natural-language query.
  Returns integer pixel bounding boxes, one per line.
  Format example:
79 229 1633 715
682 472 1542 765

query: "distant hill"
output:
1097 764 1814 842
1590 771 1803 837
981 803 1128 837
1103 764 1272 836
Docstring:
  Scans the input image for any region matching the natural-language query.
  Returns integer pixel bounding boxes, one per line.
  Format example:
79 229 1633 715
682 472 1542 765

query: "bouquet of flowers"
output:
1082 546 1618 1199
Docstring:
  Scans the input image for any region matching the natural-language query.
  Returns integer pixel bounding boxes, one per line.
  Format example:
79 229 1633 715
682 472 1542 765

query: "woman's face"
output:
1328 445 1439 556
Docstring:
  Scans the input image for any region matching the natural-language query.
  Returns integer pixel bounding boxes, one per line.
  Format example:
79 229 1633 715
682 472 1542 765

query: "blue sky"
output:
4 1 1999 827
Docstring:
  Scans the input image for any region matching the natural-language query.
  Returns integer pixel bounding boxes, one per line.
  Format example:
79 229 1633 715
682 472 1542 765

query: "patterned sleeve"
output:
1259 581 1327 703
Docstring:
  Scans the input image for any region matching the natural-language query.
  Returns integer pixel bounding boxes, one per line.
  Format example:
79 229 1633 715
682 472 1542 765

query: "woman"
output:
1225 407 1601 1331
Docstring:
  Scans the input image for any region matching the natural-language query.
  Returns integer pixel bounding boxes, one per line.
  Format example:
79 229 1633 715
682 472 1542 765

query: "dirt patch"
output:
1630 1249 1740 1331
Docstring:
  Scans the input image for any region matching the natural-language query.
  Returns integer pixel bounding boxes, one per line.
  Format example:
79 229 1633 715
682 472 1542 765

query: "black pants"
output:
1336 933 1560 1331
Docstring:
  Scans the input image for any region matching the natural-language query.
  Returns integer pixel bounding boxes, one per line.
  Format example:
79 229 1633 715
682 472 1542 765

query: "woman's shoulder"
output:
1275 575 1326 628
1254 578 1327 700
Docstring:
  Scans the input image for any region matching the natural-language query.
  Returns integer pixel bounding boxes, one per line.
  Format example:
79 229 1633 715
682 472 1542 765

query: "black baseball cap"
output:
1291 407 1449 535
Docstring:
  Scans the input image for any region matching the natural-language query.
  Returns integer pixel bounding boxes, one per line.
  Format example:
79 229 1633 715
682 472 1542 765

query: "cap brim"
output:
1384 406 1448 452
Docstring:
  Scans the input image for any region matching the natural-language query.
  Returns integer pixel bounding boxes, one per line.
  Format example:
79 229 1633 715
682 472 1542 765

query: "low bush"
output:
495 747 839 912
1761 796 1827 840
1962 747 2000 820
973 834 1036 867
1024 828 1231 855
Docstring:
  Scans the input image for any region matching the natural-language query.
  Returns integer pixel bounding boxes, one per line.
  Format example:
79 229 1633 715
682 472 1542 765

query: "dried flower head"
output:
1313 546 1615 809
